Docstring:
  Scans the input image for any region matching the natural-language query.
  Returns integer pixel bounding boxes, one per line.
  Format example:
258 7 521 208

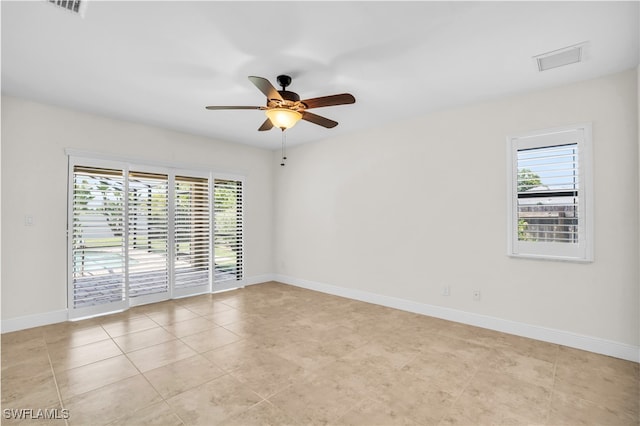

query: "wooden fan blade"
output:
301 111 338 128
205 106 263 110
248 76 283 101
258 118 274 131
301 93 355 109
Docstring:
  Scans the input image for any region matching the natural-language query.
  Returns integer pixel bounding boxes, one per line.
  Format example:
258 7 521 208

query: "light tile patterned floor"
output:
1 282 638 425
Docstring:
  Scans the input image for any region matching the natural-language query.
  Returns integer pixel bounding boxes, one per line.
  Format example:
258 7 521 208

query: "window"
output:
507 124 593 261
70 165 126 313
214 178 244 289
68 156 244 318
128 171 169 301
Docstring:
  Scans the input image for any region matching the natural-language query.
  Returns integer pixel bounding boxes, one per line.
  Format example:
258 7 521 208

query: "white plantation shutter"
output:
507 124 593 261
68 156 240 317
128 171 170 300
48 0 83 14
517 144 579 243
214 178 244 285
70 166 126 316
174 175 211 292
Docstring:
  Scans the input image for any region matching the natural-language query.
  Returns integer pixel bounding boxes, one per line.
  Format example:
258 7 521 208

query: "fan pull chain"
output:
280 129 287 166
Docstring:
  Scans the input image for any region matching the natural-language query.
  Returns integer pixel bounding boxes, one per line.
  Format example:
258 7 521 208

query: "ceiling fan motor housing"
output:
278 90 300 102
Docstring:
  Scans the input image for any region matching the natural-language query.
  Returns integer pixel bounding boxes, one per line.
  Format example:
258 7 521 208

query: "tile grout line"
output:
436 362 480 425
45 342 69 426
9 285 637 425
47 313 366 425
106 324 180 425
544 344 560 425
54 322 170 424
107 312 243 425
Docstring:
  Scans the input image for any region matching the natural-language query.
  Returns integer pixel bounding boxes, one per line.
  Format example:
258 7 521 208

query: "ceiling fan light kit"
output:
265 108 302 130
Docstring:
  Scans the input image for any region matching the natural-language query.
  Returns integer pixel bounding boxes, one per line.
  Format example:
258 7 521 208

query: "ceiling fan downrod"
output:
280 129 287 167
276 74 292 90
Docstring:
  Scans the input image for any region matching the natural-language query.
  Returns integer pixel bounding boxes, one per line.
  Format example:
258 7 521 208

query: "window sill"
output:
508 253 593 263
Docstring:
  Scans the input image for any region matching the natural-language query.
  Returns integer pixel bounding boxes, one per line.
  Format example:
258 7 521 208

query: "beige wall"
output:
2 69 639 354
274 69 639 348
1 96 275 321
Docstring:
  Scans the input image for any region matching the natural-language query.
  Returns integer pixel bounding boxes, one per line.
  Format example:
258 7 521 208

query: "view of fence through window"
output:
516 143 579 243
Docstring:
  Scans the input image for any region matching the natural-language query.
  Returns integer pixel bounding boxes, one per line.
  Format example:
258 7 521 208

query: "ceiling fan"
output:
205 75 356 132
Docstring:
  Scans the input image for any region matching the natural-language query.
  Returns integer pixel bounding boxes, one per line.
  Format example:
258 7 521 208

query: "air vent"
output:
534 42 588 72
48 0 84 15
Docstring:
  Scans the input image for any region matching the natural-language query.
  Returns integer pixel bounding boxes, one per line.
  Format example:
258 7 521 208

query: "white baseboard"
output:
3 276 638 363
1 309 68 333
243 274 278 286
274 274 640 363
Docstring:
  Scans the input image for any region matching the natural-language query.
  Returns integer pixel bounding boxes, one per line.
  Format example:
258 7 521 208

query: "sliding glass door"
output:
68 158 241 319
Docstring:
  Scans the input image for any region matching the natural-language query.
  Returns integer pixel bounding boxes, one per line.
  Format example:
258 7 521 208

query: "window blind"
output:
175 176 211 289
128 171 169 298
69 157 243 316
516 143 579 243
214 179 243 283
71 166 126 309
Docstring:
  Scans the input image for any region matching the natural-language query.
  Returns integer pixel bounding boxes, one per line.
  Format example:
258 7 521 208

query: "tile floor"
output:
1 282 638 425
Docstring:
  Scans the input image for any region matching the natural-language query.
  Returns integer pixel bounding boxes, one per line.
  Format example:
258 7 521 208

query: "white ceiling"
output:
2 1 638 150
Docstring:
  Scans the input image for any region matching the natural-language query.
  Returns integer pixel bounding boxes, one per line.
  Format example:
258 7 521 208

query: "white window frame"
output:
506 123 594 262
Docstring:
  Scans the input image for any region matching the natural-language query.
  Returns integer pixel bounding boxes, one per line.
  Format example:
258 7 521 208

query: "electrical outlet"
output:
473 289 481 301
442 285 450 296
